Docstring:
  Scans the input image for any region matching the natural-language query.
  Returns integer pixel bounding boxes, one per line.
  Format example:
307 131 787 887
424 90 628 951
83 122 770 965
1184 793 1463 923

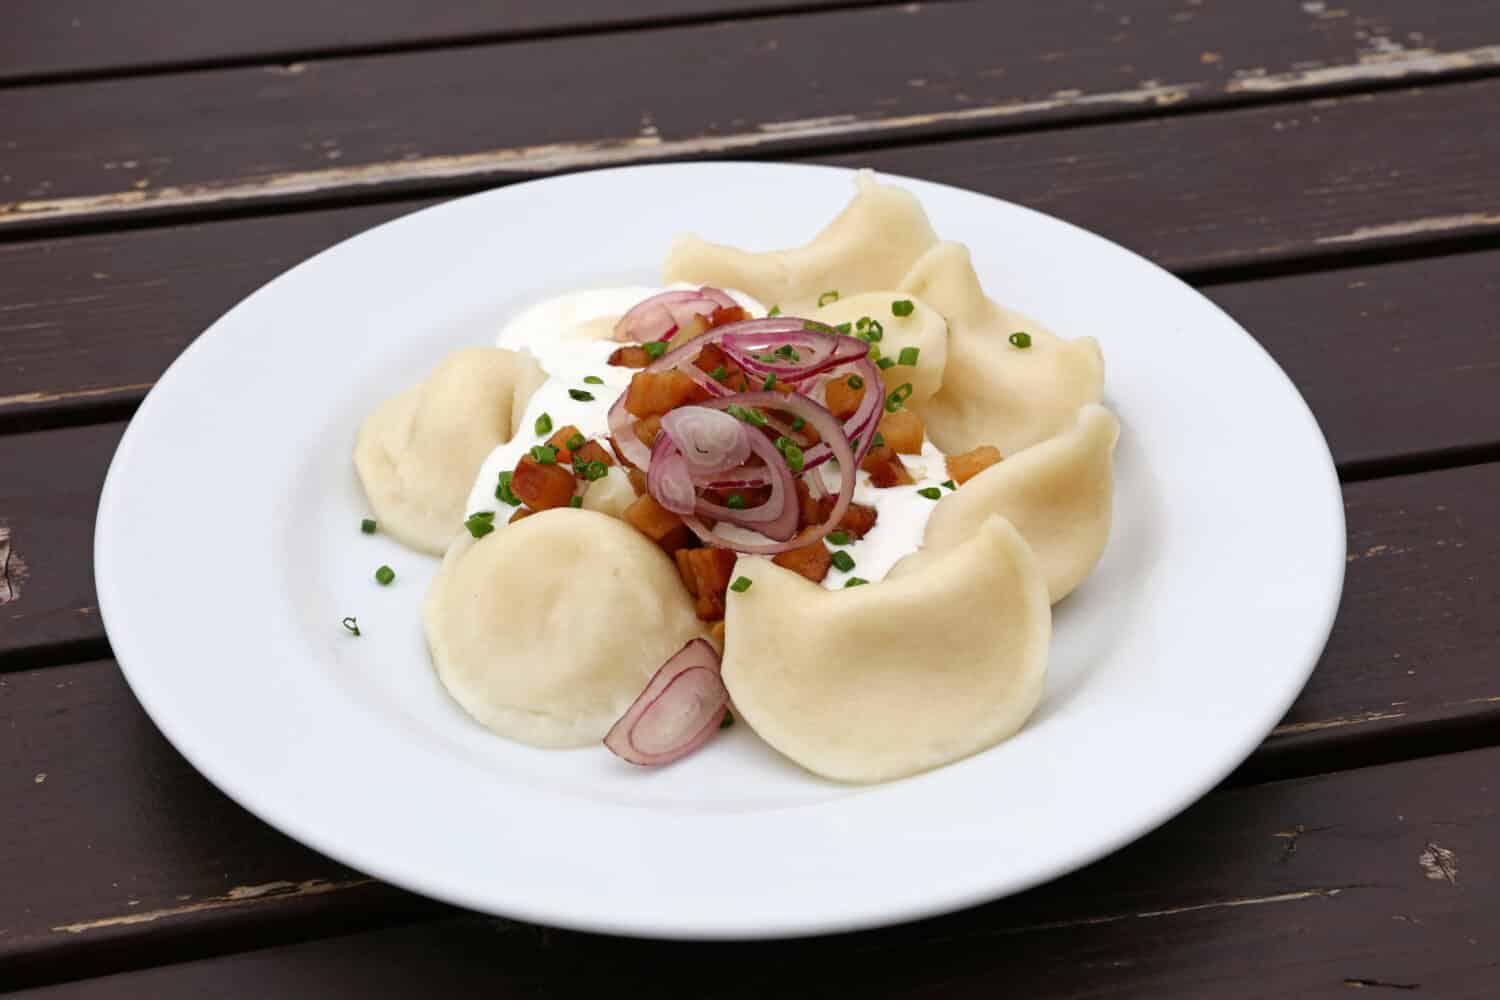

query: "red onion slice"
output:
661 406 752 474
607 392 652 470
615 288 732 343
645 439 697 515
605 638 728 767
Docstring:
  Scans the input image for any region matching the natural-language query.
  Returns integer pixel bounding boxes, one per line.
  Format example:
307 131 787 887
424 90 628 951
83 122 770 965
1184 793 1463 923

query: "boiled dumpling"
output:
663 171 937 315
425 509 704 748
355 346 545 554
722 516 1050 783
811 291 948 407
899 242 1105 456
917 404 1119 603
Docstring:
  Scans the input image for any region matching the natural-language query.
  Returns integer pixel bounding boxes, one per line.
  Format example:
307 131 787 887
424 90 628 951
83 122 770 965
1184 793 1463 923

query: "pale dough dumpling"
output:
899 242 1105 456
919 404 1120 603
425 509 705 748
663 171 937 315
722 516 1050 783
355 346 545 554
811 291 948 407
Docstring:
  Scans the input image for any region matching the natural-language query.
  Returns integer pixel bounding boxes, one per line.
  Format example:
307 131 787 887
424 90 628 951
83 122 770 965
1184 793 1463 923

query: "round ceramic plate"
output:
95 163 1344 939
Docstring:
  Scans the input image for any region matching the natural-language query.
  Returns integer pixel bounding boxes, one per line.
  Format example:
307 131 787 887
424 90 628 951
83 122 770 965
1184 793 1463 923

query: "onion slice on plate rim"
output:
605 638 729 766
614 287 736 343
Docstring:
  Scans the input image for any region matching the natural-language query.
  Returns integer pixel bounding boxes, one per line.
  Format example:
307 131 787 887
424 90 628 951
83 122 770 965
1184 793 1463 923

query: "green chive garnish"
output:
464 512 497 538
577 460 609 481
763 373 777 390
917 487 942 500
643 341 667 360
726 494 747 510
897 346 920 366
942 479 957 490
835 321 852 335
856 317 870 331
790 416 806 432
843 577 869 588
830 550 856 573
583 375 604 385
711 365 728 380
730 576 753 592
846 374 864 390
566 432 585 451
360 518 377 534
719 711 735 729
569 495 583 508
872 432 885 448
534 412 553 436
496 471 520 506
885 383 914 413
892 300 914 317
726 404 767 427
569 388 595 401
818 290 840 307
530 445 558 465
827 531 851 546
1009 331 1032 349
776 436 805 473
855 318 883 343
877 357 895 370
767 305 782 317
341 617 361 636
775 344 797 359
375 564 396 585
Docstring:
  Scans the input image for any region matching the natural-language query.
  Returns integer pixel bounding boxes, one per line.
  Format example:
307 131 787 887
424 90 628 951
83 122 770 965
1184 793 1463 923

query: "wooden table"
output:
3 2 1498 994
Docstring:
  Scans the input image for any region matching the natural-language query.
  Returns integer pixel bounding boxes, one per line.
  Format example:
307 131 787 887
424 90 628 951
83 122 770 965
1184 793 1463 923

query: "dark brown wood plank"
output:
11 739 1499 996
3 460 1499 982
0 1 898 85
3 1 1499 232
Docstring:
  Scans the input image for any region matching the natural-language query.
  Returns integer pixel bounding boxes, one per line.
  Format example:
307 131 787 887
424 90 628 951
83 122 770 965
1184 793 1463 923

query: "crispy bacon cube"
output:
511 455 577 511
947 445 1003 485
674 546 739 621
772 541 833 584
861 445 915 487
622 494 693 554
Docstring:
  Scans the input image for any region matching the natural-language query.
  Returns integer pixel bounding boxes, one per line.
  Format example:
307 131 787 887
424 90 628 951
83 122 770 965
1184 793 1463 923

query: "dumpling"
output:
424 509 704 748
663 171 937 315
918 404 1120 603
899 243 1105 456
355 346 545 554
811 291 948 407
722 516 1050 783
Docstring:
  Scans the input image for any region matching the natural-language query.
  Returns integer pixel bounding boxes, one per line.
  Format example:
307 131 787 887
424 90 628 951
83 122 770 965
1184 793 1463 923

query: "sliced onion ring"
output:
661 406 751 474
614 288 732 343
604 638 729 767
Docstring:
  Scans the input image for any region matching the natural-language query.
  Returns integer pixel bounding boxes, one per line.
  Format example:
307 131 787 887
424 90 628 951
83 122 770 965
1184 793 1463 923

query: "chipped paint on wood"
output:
1272 709 1407 736
970 886 1350 939
1419 843 1458 885
1227 44 1500 93
0 526 17 606
1316 212 1500 246
0 381 157 410
50 877 372 934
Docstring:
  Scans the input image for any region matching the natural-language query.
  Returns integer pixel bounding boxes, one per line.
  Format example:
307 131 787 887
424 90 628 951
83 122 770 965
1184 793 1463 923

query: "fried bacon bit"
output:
674 546 739 621
795 478 821 528
627 467 648 496
573 438 615 469
675 314 711 343
824 375 867 421
772 541 833 584
623 494 694 554
861 444 915 487
546 425 582 464
947 445 1003 485
511 456 577 511
509 507 535 524
878 409 925 455
709 305 750 328
693 343 749 392
814 497 878 539
607 345 652 369
625 370 708 418
708 620 727 649
634 414 663 448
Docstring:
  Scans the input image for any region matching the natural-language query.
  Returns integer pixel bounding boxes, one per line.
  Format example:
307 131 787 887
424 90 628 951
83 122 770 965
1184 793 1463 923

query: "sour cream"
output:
464 287 953 588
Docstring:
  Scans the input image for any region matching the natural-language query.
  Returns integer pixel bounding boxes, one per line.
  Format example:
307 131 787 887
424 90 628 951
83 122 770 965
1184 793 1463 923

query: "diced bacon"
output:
511 456 577 511
824 375 867 421
947 445 1003 485
545 425 582 464
623 494 694 554
509 507 535 524
573 439 615 469
815 497 878 539
708 305 749 328
634 414 663 448
861 445 915 487
693 343 749 392
627 467 648 496
795 478 821 528
878 409 924 455
674 546 739 621
773 541 833 584
625 370 708 418
708 620 727 649
607 345 652 369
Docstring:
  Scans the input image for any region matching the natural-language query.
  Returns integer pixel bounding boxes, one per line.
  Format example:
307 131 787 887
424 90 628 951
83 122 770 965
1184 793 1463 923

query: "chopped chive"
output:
464 513 496 538
856 317 870 331
872 432 885 448
877 356 895 370
496 470 521 506
719 711 735 729
830 550 856 573
530 444 559 465
818 290 840 307
341 616 361 637
726 494 747 510
850 435 861 450
884 382 914 413
569 495 583 508
790 416 806 432
891 299 914 317
360 518 377 534
643 340 667 360
375 564 396 585
843 577 869 588
566 432 585 451
897 346 920 366
763 372 777 390
846 374 865 390
868 344 882 361
583 375 604 385
767 305 782 317
835 321 852 335
710 365 728 380
827 530 851 546
469 511 496 521
726 404 767 427
576 460 609 481
534 412 553 436
569 388 595 402
775 344 797 359
802 320 826 334
942 479 957 490
1009 331 1033 349
917 486 942 500
730 575 753 592
776 436 805 473
855 318 883 343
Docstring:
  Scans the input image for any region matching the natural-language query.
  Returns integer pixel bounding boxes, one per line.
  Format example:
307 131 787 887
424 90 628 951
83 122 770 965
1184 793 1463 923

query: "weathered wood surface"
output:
0 1 910 84
3 2 1499 232
3 459 1498 983
11 741 1496 996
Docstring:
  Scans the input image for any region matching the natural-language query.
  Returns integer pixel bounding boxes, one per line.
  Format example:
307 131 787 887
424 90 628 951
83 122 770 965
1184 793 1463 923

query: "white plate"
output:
95 163 1344 939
